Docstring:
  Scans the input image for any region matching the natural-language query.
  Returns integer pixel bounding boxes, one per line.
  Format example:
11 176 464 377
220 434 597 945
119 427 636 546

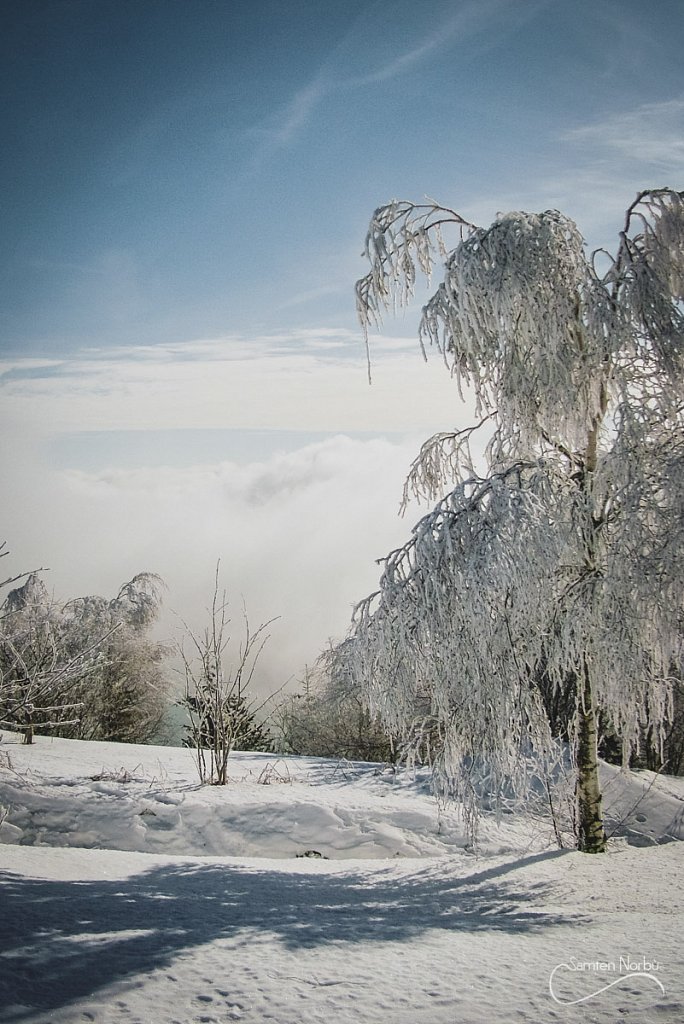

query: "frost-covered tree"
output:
0 568 112 744
331 189 684 853
0 567 168 744
60 573 168 743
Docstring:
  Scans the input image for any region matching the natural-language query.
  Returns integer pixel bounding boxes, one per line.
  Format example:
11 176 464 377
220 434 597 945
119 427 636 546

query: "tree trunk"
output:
576 663 606 853
573 406 608 853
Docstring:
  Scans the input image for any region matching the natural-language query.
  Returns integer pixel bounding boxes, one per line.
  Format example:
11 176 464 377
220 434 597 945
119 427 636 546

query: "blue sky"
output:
2 0 683 696
3 0 682 356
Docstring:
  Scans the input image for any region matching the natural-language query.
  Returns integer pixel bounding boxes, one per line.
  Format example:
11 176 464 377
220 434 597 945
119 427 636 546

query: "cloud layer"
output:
1 328 468 435
1 327 475 703
2 431 442 701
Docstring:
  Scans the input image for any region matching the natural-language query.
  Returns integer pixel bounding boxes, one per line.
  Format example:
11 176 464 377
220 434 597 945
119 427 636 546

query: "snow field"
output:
0 733 683 1024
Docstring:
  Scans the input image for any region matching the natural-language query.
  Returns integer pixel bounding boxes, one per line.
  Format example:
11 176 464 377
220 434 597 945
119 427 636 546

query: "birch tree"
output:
331 189 684 853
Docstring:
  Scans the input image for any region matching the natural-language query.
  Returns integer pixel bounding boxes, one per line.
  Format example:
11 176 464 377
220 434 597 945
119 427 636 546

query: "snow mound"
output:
0 734 474 859
1 733 682 861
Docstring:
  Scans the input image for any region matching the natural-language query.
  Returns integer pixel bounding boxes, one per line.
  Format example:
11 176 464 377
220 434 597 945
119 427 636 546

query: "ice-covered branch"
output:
337 188 684 850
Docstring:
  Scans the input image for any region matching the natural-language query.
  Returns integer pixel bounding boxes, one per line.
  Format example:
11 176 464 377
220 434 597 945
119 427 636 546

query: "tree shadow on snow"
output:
0 849 576 1021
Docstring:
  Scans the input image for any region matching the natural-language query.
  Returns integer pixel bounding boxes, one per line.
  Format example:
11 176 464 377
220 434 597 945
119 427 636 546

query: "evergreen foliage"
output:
276 667 399 764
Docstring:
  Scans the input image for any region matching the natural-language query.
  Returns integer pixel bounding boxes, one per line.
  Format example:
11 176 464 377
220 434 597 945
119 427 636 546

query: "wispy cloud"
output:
457 94 684 251
250 0 523 156
563 97 684 176
265 78 330 148
277 283 347 311
348 0 511 87
347 23 456 87
0 328 470 438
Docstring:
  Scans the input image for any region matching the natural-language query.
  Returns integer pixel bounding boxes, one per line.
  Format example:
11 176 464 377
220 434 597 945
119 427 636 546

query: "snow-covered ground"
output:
0 732 682 1024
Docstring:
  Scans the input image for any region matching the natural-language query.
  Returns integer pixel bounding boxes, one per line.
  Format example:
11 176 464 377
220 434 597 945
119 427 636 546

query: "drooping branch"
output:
401 415 495 511
355 199 477 380
336 188 684 851
357 199 477 326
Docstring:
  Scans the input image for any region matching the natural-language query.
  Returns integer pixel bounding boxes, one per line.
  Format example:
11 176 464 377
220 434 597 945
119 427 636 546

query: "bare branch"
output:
178 564 278 783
